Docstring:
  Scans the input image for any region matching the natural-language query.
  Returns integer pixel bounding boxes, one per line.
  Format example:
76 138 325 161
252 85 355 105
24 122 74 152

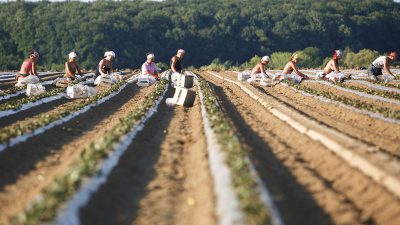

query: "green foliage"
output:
240 55 261 70
296 47 323 68
343 49 379 69
269 52 291 69
156 62 169 72
0 0 399 69
200 58 235 71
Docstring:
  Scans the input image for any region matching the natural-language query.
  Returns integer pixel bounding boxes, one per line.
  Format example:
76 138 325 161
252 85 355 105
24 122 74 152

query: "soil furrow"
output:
0 83 153 225
79 87 216 225
302 82 400 111
220 71 400 157
201 71 400 225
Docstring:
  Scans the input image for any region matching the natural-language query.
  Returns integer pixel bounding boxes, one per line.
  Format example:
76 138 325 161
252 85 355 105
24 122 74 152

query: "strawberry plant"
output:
11 79 168 225
198 76 271 225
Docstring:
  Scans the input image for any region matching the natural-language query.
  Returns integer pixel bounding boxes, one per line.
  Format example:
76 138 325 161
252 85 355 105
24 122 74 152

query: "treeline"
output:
202 47 399 71
0 0 399 70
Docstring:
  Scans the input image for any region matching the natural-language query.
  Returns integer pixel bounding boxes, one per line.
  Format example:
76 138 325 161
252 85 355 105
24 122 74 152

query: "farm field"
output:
0 70 400 225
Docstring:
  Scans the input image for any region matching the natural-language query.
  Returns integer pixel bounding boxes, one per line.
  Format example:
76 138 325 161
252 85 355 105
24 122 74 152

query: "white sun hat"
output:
335 50 343 57
68 52 78 59
147 53 155 59
104 51 116 58
262 56 270 62
177 49 185 54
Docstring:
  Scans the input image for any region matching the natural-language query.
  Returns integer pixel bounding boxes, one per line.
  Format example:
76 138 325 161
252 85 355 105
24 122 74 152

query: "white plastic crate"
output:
66 84 96 99
166 87 196 107
26 83 45 96
94 75 116 87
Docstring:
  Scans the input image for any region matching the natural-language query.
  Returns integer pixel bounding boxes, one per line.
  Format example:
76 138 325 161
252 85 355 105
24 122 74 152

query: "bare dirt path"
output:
79 87 216 225
201 71 400 225
0 83 154 225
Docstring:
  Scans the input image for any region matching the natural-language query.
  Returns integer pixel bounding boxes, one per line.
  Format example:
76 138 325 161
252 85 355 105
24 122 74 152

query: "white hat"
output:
31 51 39 58
104 51 116 58
68 52 77 59
335 50 343 57
147 53 155 59
177 49 185 54
261 56 270 62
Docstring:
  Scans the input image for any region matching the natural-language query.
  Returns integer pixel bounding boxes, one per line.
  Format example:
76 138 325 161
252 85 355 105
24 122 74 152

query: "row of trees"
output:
0 0 399 70
202 48 398 71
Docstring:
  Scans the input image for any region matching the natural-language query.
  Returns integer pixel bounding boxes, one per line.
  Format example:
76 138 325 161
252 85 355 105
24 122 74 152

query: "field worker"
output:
251 56 270 76
275 53 308 82
95 51 115 78
16 51 39 80
171 49 185 73
317 50 346 82
368 51 398 78
246 56 270 83
65 52 83 80
141 53 159 81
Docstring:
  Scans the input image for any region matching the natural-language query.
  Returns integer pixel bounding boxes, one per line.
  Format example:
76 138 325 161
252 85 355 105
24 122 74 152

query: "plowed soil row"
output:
221 71 400 157
78 87 216 225
0 83 153 225
344 81 400 94
0 85 113 128
200 71 400 225
302 82 400 111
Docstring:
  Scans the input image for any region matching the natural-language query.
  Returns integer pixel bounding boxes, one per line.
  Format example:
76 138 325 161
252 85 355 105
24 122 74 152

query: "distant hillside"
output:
0 0 399 69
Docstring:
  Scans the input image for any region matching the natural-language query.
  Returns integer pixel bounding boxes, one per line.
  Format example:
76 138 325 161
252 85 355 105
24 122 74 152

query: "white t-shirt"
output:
372 56 387 68
141 62 158 75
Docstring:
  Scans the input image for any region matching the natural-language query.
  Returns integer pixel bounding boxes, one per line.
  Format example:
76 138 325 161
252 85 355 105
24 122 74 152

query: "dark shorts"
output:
368 65 382 76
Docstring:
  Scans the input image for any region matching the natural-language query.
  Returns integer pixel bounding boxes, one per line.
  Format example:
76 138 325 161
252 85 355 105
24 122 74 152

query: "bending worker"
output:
368 51 398 79
16 51 39 80
141 53 159 80
65 52 83 80
171 49 185 73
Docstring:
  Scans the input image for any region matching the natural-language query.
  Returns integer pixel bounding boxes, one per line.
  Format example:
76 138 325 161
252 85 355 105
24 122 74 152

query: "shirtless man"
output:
323 50 342 74
280 53 308 80
317 50 346 82
16 51 39 80
251 56 270 76
368 51 398 78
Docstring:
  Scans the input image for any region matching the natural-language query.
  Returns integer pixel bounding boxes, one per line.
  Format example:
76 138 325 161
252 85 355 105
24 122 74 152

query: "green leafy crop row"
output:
0 81 124 144
369 80 400 89
0 79 81 111
11 79 168 225
286 81 400 120
198 76 271 225
335 82 400 101
0 86 25 96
